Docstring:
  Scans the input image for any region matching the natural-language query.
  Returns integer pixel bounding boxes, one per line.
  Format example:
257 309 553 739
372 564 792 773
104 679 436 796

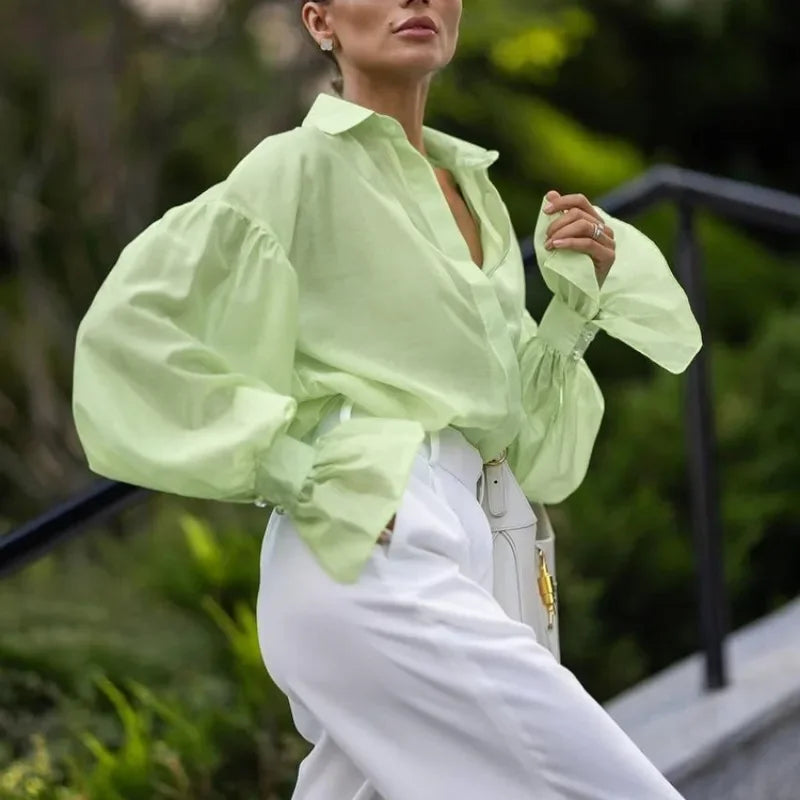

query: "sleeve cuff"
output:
253 432 316 510
250 416 430 584
268 415 426 583
537 296 600 361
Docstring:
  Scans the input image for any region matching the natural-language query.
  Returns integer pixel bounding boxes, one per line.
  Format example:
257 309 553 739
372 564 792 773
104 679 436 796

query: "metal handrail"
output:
0 480 149 578
4 165 800 693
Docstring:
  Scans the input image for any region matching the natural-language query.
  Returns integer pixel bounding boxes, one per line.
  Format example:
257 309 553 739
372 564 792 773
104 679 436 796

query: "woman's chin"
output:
381 54 449 82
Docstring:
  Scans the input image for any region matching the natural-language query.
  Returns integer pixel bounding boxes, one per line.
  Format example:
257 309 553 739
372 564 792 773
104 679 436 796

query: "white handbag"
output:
480 450 561 662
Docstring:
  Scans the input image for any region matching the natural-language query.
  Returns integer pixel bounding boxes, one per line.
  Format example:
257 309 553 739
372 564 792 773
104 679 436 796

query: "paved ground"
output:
604 596 800 796
678 707 800 800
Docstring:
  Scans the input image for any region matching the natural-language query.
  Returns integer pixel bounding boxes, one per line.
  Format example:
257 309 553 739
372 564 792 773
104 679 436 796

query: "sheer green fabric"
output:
72 93 701 584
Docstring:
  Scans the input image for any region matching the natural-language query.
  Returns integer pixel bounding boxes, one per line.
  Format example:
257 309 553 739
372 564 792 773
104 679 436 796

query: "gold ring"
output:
484 447 507 466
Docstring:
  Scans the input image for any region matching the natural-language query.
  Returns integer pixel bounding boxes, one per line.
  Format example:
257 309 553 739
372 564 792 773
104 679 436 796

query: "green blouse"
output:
72 92 702 583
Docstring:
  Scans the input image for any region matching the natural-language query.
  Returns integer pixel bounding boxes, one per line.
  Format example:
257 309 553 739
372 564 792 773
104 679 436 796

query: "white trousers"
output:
256 413 684 800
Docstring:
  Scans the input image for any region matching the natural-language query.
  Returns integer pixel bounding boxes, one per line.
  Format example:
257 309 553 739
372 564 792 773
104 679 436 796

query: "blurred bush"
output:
0 501 307 798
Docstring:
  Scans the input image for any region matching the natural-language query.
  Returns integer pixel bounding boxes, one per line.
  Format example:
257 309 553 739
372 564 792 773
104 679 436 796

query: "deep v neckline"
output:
433 165 486 271
380 135 509 279
453 181 485 271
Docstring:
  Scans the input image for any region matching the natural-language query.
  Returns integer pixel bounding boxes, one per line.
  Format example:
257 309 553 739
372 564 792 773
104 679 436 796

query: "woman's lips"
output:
394 27 438 40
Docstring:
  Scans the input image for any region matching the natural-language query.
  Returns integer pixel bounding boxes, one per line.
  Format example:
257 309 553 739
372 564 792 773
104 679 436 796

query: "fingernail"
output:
543 203 555 213
552 239 565 247
546 190 559 199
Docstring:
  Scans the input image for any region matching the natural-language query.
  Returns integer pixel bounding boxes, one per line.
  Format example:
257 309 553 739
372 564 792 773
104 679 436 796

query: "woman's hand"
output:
542 190 616 288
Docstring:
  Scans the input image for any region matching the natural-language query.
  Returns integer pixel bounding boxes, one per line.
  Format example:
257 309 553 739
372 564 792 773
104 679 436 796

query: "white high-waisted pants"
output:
256 407 684 800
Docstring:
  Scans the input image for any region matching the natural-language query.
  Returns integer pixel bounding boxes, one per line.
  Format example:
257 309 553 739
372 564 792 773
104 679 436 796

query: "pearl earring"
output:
320 37 334 52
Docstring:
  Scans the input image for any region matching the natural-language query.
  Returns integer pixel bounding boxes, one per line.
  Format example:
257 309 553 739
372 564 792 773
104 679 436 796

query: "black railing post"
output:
675 202 729 690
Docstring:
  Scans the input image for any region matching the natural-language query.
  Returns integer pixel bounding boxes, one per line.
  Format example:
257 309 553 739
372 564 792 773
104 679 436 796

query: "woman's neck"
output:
341 74 432 156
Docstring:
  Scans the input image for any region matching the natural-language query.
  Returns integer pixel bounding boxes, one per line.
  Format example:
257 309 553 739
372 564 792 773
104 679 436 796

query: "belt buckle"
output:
483 447 507 467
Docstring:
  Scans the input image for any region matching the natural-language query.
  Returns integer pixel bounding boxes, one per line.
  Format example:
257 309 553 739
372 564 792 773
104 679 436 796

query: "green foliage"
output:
68 675 218 800
0 733 72 800
202 597 293 730
125 504 264 613
0 559 219 700
490 8 596 82
559 301 800 698
0 506 306 799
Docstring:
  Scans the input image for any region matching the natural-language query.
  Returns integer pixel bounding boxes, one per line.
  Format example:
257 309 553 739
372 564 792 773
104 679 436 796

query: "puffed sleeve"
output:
507 195 702 503
72 197 425 583
507 307 605 504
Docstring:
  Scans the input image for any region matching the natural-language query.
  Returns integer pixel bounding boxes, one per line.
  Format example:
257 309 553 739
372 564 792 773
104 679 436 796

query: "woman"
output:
72 0 702 797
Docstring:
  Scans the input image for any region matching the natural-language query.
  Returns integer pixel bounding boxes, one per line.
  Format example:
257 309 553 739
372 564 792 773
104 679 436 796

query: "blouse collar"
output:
302 92 500 171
